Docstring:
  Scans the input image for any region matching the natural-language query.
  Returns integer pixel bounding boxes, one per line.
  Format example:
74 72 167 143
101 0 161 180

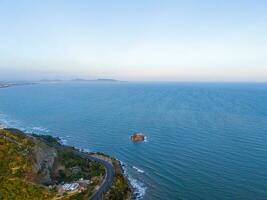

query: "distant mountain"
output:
96 78 118 82
38 79 63 82
71 78 88 82
71 78 119 82
0 81 36 88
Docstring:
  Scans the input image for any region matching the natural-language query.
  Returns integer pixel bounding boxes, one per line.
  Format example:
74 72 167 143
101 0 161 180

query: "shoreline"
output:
120 161 146 200
0 119 136 199
0 120 7 130
0 116 145 199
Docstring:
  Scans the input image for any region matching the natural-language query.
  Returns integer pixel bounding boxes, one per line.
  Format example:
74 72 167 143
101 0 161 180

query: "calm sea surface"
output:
0 82 267 200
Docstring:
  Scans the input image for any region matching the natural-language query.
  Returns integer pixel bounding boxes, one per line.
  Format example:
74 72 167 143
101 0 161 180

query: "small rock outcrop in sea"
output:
130 133 145 142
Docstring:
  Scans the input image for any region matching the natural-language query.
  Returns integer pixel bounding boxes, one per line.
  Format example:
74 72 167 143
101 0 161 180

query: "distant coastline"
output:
0 78 122 89
71 78 119 82
0 82 37 89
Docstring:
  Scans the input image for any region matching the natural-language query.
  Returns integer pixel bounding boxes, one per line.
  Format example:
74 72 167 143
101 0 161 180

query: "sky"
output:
0 0 267 81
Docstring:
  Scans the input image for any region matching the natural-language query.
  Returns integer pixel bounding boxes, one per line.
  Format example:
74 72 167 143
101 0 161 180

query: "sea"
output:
0 82 267 200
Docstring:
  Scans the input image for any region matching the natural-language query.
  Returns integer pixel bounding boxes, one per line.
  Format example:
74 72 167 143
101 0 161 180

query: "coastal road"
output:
76 152 114 200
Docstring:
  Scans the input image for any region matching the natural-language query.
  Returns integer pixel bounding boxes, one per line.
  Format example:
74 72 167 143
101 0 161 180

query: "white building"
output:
62 183 79 191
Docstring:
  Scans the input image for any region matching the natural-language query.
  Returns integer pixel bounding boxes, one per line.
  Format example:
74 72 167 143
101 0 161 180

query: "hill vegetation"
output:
0 128 132 200
0 128 105 200
92 153 132 200
0 129 54 200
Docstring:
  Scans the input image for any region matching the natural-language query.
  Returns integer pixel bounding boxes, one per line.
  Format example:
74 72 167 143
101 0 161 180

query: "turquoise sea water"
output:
0 82 267 200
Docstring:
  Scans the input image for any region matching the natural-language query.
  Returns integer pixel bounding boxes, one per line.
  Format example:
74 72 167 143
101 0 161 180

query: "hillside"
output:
0 128 132 200
0 128 106 200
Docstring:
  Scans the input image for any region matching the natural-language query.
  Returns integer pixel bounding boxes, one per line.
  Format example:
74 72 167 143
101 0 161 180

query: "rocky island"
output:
0 128 132 200
130 133 145 142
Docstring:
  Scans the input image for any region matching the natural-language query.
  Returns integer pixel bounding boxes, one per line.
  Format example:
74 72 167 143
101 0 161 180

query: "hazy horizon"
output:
1 0 267 81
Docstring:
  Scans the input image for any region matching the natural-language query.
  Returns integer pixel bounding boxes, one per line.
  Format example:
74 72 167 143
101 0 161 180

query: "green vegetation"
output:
0 128 132 200
0 129 104 200
32 133 61 147
0 129 54 200
54 149 105 183
0 178 53 200
103 159 132 200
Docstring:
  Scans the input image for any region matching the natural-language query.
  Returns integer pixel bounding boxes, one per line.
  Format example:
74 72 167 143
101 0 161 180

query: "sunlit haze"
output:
1 0 267 81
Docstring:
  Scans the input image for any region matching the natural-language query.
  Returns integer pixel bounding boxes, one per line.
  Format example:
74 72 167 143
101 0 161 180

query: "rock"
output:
31 138 57 185
130 133 145 142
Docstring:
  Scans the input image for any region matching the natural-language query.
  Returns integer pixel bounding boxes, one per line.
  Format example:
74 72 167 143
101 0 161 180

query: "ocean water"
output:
0 82 267 200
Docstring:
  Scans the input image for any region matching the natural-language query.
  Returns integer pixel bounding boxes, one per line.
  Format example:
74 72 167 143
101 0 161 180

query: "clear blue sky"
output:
0 0 267 81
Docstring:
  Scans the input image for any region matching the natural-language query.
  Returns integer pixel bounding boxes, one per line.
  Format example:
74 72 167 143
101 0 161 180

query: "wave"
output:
120 161 147 199
0 113 74 148
0 116 7 129
144 136 148 142
0 113 22 129
58 137 68 145
31 126 49 133
81 148 91 153
133 166 145 173
0 123 6 129
0 112 50 135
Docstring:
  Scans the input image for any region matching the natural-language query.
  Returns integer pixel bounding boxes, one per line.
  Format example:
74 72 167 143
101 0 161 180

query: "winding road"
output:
76 152 115 200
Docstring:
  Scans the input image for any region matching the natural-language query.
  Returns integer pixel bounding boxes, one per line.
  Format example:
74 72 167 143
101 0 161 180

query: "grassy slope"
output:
0 129 54 200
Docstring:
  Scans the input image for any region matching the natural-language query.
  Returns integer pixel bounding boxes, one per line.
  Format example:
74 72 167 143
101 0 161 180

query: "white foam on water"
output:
0 116 7 129
78 148 92 153
31 126 49 133
0 112 50 135
144 136 148 142
0 124 6 129
128 176 146 200
58 137 68 145
120 161 147 199
133 166 145 173
83 148 91 153
0 113 22 129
